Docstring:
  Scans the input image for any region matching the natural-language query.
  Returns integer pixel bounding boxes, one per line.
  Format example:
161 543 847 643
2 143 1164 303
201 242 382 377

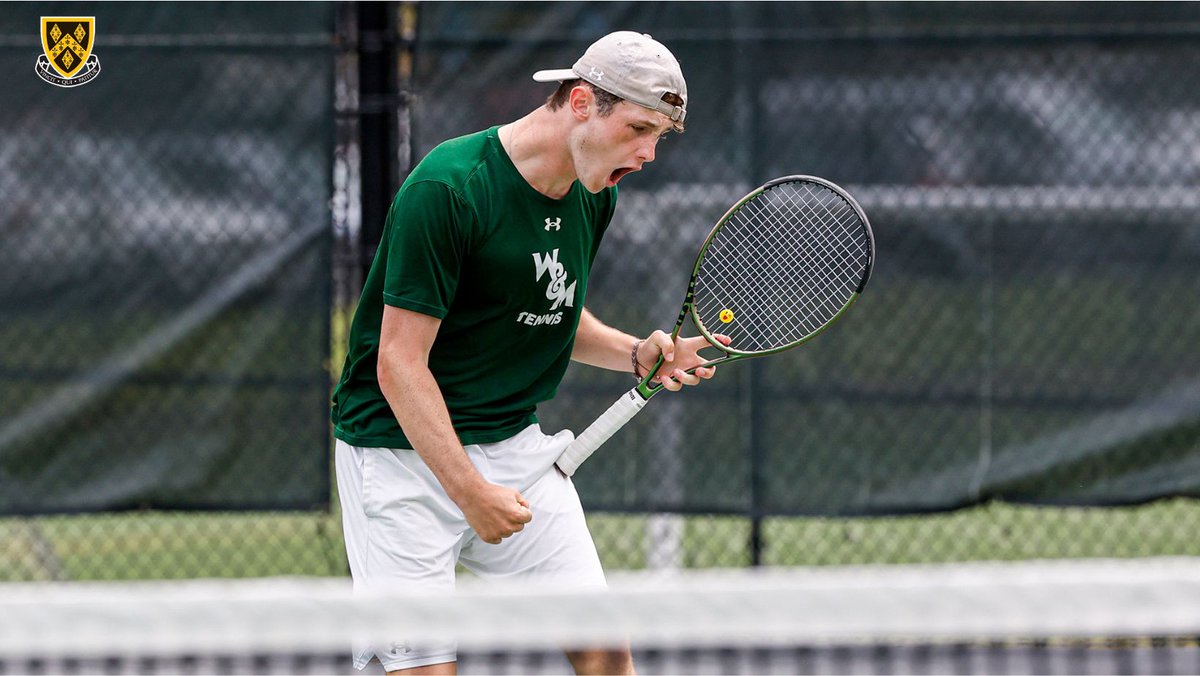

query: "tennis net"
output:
2 557 1198 674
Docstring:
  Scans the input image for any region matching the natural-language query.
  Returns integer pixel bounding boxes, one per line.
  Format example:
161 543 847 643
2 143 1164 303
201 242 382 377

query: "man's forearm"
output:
377 352 484 504
571 307 639 372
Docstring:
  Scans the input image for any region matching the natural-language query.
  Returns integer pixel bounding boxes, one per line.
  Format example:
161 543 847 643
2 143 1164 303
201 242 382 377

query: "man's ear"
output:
568 84 592 121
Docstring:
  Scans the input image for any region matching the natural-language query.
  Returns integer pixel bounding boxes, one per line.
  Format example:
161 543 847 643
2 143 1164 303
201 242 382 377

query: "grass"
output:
591 498 1200 571
3 498 1199 581
0 512 343 581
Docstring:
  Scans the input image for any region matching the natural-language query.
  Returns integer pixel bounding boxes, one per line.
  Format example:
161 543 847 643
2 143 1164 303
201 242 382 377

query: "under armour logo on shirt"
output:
544 217 561 232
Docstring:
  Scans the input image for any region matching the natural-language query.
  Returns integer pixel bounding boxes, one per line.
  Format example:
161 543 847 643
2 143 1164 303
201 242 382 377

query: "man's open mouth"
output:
609 167 637 184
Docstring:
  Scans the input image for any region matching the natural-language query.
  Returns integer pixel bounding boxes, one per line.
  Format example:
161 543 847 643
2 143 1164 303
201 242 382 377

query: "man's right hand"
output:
457 481 533 544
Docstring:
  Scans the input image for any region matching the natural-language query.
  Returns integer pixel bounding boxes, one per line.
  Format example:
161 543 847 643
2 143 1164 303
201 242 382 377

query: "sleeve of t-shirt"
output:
381 180 473 319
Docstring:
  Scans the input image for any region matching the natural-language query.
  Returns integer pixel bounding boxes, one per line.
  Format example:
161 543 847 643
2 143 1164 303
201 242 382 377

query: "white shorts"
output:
335 424 607 672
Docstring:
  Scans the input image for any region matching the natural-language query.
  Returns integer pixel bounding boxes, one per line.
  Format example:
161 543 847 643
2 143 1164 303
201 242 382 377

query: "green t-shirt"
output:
331 126 617 449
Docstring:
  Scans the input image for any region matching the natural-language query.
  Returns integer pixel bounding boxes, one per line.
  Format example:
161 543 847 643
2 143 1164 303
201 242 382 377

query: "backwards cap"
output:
532 31 687 124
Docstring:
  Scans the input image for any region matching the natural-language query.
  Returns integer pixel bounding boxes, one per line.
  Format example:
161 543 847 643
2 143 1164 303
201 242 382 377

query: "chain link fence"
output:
0 4 339 579
3 2 1200 581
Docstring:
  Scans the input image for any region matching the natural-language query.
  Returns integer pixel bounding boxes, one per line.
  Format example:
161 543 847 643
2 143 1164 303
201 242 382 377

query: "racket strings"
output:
738 200 853 346
729 201 825 347
761 194 854 318
779 185 868 321
754 186 868 322
693 180 871 353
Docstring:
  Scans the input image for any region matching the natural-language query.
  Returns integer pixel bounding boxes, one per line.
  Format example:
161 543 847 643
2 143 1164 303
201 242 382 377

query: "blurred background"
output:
2 1 1200 582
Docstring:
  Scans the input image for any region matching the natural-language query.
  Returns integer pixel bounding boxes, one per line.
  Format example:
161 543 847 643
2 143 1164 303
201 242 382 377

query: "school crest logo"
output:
37 17 102 87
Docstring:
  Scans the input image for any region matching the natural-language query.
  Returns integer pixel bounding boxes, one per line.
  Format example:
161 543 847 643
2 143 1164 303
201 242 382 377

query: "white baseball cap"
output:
533 31 687 124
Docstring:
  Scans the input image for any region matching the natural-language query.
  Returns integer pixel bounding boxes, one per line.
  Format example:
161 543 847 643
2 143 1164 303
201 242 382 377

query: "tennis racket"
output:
555 175 875 476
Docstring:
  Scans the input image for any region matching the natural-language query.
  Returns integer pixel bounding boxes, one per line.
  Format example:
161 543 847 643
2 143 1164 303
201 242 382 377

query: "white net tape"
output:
3 558 1200 660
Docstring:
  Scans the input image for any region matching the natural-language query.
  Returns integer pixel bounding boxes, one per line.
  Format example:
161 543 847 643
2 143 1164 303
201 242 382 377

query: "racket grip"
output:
555 387 648 476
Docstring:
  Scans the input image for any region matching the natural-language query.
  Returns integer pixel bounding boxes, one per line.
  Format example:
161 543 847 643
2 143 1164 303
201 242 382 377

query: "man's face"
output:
571 98 674 194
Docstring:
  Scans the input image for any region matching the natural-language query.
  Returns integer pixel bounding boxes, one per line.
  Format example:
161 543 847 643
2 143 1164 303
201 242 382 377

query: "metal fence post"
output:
356 2 403 278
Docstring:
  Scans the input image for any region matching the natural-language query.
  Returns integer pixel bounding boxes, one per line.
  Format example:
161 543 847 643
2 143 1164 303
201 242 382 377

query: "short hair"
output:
546 79 622 115
545 79 686 131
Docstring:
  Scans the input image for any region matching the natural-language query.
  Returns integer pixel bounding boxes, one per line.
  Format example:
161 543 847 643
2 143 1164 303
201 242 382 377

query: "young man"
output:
331 31 722 675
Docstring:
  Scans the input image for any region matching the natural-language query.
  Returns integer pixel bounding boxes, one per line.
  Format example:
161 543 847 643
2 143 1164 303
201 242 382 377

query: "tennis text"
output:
516 311 564 326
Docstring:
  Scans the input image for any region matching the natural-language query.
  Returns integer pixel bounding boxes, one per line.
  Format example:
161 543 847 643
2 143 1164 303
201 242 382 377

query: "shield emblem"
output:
41 17 94 79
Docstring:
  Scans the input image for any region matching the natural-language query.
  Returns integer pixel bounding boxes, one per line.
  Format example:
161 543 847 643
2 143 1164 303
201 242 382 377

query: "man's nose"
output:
637 137 657 163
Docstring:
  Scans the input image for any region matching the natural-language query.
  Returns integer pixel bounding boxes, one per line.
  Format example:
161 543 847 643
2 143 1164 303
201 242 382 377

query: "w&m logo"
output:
532 249 576 311
37 17 102 87
516 249 576 327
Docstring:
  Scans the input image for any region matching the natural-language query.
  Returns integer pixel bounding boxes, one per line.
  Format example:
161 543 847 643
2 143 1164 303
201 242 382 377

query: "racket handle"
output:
555 387 648 476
